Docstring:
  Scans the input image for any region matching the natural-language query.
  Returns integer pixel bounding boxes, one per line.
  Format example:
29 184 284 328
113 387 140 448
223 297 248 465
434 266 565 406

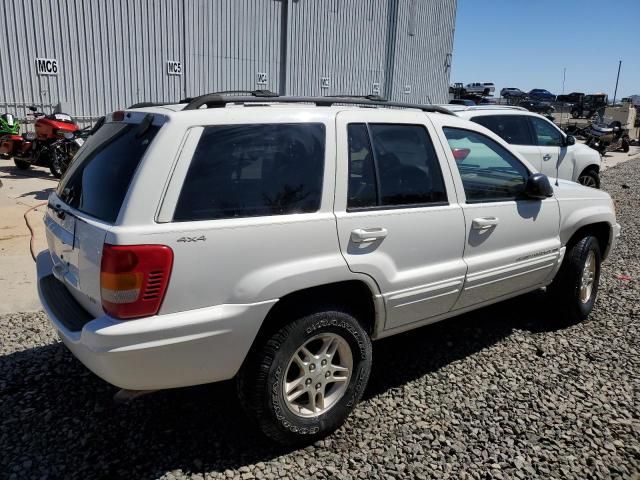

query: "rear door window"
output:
174 123 325 221
57 120 160 223
471 115 534 145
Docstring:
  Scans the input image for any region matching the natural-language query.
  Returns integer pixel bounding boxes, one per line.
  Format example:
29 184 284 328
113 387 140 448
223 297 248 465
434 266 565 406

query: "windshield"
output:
57 120 160 223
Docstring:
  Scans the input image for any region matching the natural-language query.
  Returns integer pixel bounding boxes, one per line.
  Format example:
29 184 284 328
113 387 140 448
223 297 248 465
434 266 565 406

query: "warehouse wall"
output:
0 0 456 121
183 0 283 98
0 0 184 119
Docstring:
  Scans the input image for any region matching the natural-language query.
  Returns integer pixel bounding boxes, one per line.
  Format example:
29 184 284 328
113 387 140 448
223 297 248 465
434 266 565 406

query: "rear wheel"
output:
547 235 601 323
621 138 630 153
237 309 372 446
577 169 600 189
13 158 31 170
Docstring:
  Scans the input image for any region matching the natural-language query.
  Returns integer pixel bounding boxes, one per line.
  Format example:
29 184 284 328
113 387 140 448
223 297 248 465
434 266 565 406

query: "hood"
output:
551 179 611 201
572 142 599 155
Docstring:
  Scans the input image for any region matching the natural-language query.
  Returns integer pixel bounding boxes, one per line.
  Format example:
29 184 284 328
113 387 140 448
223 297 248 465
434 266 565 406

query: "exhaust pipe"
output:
113 389 157 404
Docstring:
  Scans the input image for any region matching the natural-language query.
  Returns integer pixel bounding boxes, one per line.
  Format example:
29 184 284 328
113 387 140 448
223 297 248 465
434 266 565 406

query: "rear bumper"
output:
36 251 276 390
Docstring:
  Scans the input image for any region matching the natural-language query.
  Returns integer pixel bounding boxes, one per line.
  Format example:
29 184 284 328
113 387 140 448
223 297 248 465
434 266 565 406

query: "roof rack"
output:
465 105 528 111
182 91 455 115
128 101 175 109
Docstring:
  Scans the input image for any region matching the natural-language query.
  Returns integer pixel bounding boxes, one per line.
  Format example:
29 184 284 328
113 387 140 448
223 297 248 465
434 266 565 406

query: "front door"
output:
439 126 561 309
334 111 467 331
529 116 574 181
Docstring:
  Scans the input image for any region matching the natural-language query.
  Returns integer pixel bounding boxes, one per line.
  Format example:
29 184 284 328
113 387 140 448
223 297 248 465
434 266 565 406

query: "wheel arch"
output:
564 221 612 260
251 279 384 349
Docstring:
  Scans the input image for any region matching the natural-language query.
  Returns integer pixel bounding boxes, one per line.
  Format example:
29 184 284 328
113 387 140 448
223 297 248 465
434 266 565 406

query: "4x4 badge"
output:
177 235 206 243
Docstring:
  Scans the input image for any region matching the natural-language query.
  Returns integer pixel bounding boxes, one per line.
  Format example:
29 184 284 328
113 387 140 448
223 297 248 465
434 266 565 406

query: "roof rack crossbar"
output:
182 93 455 115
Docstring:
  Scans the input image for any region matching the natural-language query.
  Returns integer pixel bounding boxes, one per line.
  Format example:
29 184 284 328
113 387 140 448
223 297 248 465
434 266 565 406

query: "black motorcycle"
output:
585 121 630 154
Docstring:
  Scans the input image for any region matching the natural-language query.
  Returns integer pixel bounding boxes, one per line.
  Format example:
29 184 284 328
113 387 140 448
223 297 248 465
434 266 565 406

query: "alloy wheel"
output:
283 333 353 418
580 250 596 303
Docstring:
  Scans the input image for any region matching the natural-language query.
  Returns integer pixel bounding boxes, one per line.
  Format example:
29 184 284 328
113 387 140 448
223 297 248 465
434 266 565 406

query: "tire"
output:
547 235 601 324
237 309 372 446
49 153 63 178
13 158 31 170
577 169 600 189
571 110 579 119
621 138 630 153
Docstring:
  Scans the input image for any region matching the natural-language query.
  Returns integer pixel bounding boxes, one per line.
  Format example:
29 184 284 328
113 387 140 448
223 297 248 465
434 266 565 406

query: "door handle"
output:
543 153 552 160
351 227 388 243
472 217 499 230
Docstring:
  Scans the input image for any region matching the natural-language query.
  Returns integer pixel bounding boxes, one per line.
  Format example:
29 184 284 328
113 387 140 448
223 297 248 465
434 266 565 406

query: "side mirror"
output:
28 105 37 112
525 173 554 199
564 135 576 146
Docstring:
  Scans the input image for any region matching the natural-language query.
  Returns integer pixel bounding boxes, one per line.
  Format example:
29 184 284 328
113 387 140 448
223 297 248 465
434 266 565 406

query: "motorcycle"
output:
53 123 96 176
12 105 80 178
585 121 630 155
0 113 22 160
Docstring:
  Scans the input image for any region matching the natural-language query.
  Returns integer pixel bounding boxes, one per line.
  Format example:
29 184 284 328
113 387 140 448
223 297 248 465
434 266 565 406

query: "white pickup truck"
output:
37 93 620 446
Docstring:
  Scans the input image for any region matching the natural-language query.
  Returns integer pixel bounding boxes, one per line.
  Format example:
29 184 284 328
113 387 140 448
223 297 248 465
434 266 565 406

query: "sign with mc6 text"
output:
35 58 58 75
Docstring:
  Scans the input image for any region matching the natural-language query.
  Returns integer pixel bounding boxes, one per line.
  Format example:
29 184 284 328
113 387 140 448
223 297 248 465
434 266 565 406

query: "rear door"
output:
471 114 542 171
334 111 467 331
45 114 162 316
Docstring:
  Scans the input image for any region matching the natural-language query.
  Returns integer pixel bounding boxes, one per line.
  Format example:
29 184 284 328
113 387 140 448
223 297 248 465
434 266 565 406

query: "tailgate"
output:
45 192 107 318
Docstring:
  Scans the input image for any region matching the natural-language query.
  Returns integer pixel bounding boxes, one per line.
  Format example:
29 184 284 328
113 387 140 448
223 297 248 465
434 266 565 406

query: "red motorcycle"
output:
13 106 80 178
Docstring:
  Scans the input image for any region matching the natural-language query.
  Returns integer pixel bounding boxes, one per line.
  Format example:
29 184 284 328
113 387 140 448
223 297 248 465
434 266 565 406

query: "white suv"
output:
38 93 620 446
454 106 602 188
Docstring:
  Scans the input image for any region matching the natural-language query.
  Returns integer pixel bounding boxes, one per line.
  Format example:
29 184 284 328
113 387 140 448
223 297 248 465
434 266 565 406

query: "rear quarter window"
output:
57 119 160 223
174 123 325 221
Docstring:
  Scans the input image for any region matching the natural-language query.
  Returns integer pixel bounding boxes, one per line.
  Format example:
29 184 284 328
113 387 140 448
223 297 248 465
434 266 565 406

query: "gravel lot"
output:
1 161 639 480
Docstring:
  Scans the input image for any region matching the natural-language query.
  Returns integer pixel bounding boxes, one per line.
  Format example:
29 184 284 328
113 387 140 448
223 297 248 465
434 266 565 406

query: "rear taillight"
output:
100 244 173 320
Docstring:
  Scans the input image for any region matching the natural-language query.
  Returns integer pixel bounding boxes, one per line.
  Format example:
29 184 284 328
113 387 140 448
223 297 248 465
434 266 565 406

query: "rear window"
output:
174 123 325 221
57 120 159 223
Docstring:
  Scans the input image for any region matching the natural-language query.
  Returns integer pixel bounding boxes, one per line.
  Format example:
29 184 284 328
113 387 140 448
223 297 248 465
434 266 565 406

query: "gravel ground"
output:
1 161 639 480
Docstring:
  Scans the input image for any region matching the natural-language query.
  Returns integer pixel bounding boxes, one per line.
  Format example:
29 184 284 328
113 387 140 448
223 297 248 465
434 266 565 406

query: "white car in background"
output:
465 82 495 95
454 106 602 188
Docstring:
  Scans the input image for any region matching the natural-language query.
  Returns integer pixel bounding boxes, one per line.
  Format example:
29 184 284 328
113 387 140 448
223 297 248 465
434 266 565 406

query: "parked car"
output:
449 99 476 106
500 87 526 98
465 82 495 95
528 89 556 101
456 106 602 187
519 100 555 115
556 92 584 104
37 93 620 446
479 96 498 105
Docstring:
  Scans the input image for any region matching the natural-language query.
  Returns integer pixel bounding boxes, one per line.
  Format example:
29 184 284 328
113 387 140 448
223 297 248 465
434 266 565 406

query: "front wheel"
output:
13 158 31 170
238 309 372 446
547 235 601 324
49 152 64 178
577 169 600 189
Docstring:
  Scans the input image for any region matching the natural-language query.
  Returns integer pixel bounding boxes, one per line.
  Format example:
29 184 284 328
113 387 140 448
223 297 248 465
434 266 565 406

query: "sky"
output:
451 0 639 99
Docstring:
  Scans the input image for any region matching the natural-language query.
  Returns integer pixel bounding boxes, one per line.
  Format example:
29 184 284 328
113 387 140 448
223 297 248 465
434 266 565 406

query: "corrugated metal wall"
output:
183 0 283 97
285 0 389 98
0 0 184 120
0 0 456 121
